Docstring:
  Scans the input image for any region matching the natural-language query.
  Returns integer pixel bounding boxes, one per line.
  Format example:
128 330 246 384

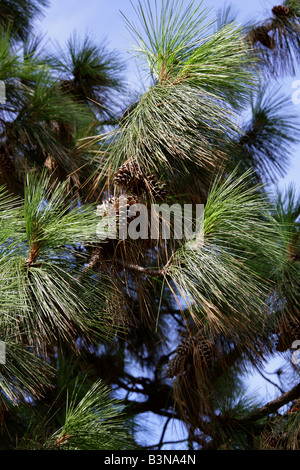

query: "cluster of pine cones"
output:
113 159 168 200
247 4 291 50
97 193 142 229
166 332 216 378
97 159 168 223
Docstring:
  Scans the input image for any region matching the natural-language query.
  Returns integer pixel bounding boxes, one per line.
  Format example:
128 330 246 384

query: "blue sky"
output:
37 0 299 448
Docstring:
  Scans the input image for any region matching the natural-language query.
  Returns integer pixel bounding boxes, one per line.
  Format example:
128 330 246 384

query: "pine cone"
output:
144 174 168 200
114 160 168 200
44 155 58 172
248 26 275 50
97 196 116 216
166 337 193 378
195 338 215 366
118 194 141 228
97 194 141 226
272 5 290 17
289 398 300 413
113 160 144 191
166 334 215 378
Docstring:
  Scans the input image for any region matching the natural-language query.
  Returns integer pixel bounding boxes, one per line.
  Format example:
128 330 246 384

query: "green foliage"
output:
231 84 300 184
0 0 300 452
96 0 257 195
167 170 286 339
48 31 125 121
0 171 123 406
262 403 300 450
48 380 136 450
0 341 54 404
18 379 137 450
0 0 49 42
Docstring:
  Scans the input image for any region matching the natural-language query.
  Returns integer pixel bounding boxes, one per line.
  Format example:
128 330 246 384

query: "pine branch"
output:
238 383 300 424
82 248 103 273
81 249 168 277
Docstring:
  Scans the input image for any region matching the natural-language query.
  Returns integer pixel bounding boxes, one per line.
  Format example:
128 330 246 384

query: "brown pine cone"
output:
195 338 215 366
113 160 144 191
166 337 193 378
114 160 168 200
97 194 141 229
272 5 290 17
248 26 275 49
166 333 216 378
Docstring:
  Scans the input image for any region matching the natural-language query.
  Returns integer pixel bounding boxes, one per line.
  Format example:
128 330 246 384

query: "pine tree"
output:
0 0 299 450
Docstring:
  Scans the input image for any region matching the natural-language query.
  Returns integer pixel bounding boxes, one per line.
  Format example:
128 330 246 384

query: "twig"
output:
114 258 166 277
254 365 285 395
157 417 171 450
83 248 103 272
145 438 189 449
